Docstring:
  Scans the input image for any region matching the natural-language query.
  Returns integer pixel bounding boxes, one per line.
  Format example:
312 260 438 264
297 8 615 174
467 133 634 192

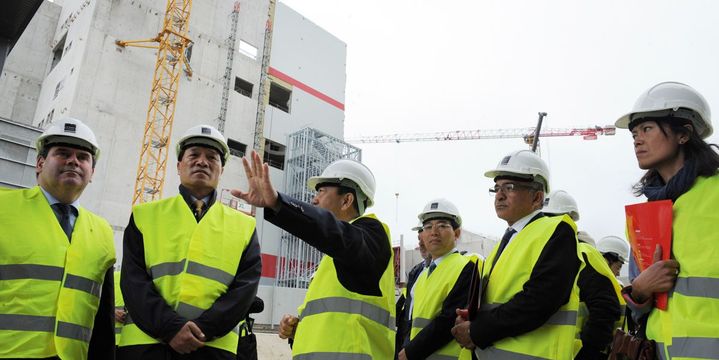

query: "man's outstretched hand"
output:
231 150 280 211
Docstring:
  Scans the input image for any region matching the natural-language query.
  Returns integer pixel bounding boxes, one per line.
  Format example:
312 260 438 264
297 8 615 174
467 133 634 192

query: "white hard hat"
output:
176 125 230 164
616 81 713 139
597 236 630 264
543 190 580 221
307 159 376 213
417 198 462 227
36 117 100 159
411 221 423 232
576 230 596 248
484 150 550 192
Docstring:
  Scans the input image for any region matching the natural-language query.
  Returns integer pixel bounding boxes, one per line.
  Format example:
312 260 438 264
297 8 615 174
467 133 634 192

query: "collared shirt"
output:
40 186 80 229
409 248 459 320
506 209 541 246
190 195 211 207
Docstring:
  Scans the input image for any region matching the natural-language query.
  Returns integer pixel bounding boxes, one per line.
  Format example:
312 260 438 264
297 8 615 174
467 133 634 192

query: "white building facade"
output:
0 0 348 325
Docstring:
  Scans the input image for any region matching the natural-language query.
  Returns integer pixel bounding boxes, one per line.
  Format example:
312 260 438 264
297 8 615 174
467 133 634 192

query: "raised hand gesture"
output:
231 150 279 210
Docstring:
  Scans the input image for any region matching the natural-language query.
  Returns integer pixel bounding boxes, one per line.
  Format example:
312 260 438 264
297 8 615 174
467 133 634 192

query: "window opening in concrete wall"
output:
228 139 247 158
263 139 286 170
238 40 257 60
39 109 55 129
185 42 193 63
54 78 64 99
50 34 67 71
269 82 291 113
234 77 253 98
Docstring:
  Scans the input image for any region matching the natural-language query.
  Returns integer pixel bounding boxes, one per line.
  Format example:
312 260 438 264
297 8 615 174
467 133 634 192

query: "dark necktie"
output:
493 227 516 265
193 200 205 220
52 203 73 241
427 261 437 276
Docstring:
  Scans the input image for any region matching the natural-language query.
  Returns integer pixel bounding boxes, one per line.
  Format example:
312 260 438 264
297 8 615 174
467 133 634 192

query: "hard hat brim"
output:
179 138 228 163
42 135 100 159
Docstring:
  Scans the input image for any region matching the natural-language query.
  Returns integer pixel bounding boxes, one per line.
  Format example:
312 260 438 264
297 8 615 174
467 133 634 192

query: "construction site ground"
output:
255 326 293 359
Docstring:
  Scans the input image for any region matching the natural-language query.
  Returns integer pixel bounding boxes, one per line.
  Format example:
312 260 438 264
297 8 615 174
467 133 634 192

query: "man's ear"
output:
533 191 545 210
36 156 45 175
341 192 355 211
454 227 461 240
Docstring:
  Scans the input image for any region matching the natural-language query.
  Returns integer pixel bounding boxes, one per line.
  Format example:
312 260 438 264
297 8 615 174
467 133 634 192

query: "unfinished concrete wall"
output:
0 1 62 124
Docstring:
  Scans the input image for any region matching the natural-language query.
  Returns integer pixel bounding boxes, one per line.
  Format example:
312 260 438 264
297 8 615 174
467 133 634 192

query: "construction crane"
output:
345 125 616 145
116 0 193 205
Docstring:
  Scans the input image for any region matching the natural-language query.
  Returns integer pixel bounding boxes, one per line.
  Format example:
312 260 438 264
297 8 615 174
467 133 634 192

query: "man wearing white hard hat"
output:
235 151 394 359
596 236 629 279
544 190 623 359
118 125 261 360
451 149 582 359
0 118 116 359
399 199 477 360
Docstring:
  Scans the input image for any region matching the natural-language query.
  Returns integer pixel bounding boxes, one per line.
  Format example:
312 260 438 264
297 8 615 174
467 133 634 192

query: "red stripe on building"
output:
261 253 277 278
269 67 345 111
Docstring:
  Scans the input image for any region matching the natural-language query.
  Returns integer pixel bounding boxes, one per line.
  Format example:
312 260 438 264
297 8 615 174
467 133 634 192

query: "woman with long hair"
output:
616 81 719 359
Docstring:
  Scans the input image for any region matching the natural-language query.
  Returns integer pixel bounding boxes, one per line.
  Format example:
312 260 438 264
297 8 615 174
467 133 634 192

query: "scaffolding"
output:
276 127 362 288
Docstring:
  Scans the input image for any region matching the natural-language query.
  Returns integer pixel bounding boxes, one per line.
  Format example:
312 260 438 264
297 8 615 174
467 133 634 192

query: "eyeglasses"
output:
488 183 538 195
421 222 453 231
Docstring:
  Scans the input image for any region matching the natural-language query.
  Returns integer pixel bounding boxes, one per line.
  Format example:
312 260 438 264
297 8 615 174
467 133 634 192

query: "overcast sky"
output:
282 0 719 246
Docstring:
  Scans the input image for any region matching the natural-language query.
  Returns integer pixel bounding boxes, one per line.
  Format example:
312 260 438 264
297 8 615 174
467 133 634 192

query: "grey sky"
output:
282 0 719 246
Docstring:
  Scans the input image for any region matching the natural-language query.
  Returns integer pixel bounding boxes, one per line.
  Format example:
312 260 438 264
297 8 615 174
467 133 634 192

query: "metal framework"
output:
217 1 241 133
253 0 277 155
346 125 616 144
276 128 361 288
117 0 193 205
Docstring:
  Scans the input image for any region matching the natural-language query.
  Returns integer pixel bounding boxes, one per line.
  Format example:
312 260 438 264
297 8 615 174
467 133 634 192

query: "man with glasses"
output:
234 153 395 360
451 150 582 359
399 199 477 360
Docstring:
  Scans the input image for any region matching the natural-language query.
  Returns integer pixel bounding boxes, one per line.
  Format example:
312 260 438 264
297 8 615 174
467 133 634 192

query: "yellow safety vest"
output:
574 242 626 356
114 270 124 345
292 214 396 359
646 175 719 359
0 186 116 359
412 252 479 360
118 195 255 354
477 215 582 359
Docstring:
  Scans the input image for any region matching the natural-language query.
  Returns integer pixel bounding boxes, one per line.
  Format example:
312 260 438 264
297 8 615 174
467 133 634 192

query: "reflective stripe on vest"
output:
646 175 719 359
292 214 395 360
294 353 371 360
673 277 719 298
475 347 548 360
301 297 395 330
478 214 581 360
411 252 479 359
0 186 116 359
666 337 719 359
119 195 255 354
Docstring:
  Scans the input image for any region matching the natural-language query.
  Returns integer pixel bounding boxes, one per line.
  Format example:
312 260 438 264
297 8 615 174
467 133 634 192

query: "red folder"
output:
624 200 673 310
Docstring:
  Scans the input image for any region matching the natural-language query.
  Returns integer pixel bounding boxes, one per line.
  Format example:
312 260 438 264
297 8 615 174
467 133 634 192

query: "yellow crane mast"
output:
116 0 193 205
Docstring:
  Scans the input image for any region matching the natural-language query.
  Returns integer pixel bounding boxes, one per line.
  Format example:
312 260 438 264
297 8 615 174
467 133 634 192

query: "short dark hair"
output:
602 252 620 264
317 183 360 214
38 142 97 168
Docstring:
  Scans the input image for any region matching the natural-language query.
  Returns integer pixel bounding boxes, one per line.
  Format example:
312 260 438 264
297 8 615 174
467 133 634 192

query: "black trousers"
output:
116 344 234 360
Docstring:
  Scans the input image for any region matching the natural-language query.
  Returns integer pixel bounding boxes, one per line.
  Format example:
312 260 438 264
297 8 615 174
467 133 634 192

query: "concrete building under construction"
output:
0 0 351 325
